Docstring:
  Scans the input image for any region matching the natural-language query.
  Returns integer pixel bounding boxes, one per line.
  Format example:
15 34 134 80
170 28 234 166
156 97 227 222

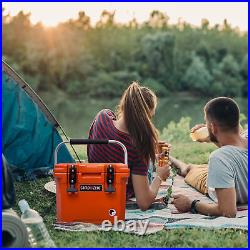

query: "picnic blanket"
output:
50 175 248 235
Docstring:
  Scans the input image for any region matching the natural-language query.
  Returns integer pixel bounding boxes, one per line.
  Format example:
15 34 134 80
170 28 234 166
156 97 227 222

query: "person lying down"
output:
87 82 171 211
171 97 248 218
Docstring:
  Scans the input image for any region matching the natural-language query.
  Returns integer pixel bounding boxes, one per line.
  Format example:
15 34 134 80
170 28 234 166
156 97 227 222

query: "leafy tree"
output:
141 32 175 88
241 54 248 96
211 54 244 96
148 10 169 28
75 11 91 30
183 55 212 94
143 78 169 97
96 10 115 28
201 19 209 31
3 11 31 60
2 10 247 98
128 18 138 29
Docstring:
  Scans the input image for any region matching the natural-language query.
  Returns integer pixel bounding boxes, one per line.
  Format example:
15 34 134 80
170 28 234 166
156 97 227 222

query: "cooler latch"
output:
106 165 115 193
67 165 78 193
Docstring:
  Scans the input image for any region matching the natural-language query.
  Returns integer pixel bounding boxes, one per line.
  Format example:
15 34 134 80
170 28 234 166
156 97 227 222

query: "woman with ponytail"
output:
87 82 170 210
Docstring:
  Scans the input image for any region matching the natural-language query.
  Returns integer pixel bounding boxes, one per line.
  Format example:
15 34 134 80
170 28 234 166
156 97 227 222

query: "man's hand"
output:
190 123 206 133
156 161 171 181
173 194 192 213
173 188 237 217
191 124 210 143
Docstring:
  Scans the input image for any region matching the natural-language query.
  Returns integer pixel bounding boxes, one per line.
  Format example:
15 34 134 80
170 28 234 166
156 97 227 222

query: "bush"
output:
240 113 248 130
160 117 192 143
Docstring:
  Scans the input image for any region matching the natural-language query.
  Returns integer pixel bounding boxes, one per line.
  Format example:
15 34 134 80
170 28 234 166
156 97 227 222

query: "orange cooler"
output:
54 139 130 224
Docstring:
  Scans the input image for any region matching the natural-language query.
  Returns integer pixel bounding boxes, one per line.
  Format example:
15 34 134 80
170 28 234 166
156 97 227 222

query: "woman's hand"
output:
156 161 171 181
156 142 171 160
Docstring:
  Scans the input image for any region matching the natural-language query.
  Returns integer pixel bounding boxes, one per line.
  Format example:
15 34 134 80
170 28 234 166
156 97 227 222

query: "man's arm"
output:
173 187 237 217
196 187 237 217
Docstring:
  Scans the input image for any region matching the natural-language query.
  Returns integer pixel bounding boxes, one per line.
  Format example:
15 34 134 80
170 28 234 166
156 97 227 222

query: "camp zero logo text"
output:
80 185 102 191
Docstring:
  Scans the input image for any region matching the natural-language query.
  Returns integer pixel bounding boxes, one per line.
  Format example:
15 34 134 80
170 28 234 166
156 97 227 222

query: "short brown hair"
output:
204 97 240 131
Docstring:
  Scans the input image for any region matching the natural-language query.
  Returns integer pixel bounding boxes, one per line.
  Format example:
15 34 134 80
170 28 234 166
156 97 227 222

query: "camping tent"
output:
2 61 76 180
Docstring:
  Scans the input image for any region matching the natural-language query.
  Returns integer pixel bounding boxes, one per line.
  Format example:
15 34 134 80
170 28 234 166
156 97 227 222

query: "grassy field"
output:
14 142 248 248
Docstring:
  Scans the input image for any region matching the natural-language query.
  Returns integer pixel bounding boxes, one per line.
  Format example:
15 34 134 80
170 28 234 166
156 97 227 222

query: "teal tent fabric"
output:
2 62 75 180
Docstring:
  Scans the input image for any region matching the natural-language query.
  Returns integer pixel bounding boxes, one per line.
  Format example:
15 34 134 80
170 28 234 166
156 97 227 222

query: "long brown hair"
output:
117 82 159 163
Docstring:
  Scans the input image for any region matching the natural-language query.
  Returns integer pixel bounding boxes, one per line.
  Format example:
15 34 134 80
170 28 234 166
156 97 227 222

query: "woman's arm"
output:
132 174 160 211
132 163 170 211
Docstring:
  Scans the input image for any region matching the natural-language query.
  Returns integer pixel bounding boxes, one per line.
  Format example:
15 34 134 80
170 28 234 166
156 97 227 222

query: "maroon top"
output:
87 109 149 199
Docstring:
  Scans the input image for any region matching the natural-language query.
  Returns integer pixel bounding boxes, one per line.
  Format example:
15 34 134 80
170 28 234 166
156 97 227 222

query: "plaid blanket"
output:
53 175 248 235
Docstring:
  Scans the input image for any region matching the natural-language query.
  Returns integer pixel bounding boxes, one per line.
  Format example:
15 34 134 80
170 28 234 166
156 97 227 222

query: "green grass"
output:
14 142 248 248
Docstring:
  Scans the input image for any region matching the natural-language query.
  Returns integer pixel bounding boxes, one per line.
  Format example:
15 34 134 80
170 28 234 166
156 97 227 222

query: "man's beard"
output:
208 127 218 143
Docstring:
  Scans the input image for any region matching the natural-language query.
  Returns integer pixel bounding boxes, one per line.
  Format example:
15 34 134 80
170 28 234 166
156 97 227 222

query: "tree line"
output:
2 10 248 98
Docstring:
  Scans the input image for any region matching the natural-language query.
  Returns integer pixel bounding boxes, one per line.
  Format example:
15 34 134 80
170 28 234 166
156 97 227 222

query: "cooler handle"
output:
69 139 109 145
54 139 128 166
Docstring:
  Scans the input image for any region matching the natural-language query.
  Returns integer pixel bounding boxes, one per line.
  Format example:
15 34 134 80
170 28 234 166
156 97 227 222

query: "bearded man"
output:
171 97 248 217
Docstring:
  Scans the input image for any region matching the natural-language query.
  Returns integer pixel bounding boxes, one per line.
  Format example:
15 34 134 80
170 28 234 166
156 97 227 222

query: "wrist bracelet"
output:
156 175 163 182
191 199 200 214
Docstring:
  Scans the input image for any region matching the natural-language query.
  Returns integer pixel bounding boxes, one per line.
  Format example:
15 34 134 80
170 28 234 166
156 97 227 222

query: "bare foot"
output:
169 156 191 177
